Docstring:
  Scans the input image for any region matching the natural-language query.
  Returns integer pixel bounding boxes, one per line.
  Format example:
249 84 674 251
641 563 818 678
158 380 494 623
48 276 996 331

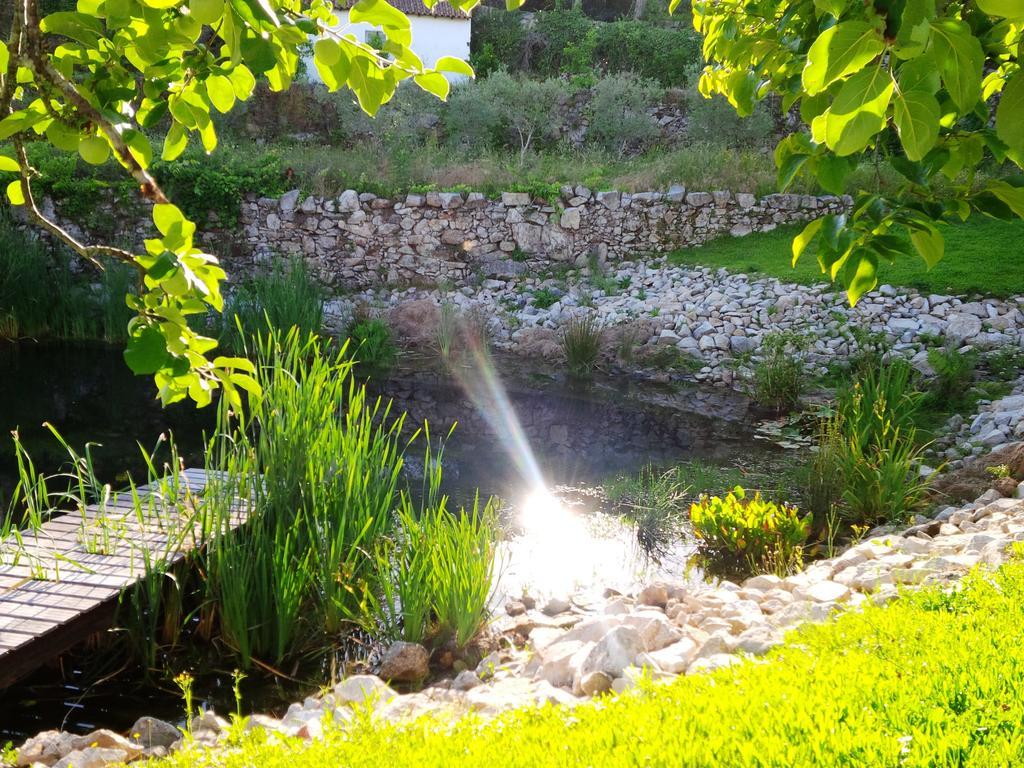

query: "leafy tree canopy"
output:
685 0 1024 304
0 0 475 407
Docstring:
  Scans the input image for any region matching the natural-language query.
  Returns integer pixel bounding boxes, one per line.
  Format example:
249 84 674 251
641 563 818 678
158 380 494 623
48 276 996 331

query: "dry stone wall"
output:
233 187 848 289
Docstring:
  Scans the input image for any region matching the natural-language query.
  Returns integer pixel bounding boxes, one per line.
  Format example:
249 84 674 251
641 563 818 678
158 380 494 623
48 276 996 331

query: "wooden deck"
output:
0 468 244 689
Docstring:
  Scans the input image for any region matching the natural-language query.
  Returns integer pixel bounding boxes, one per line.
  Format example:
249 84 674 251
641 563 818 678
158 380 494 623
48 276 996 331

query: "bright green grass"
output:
668 217 1024 298
153 559 1024 767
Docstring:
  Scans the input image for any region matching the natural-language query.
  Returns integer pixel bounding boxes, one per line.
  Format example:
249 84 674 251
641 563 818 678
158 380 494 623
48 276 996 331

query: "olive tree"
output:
685 0 1024 304
0 0 474 407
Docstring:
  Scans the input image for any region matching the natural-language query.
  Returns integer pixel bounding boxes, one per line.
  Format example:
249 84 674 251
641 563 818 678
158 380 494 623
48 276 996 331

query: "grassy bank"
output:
152 560 1024 767
668 217 1024 298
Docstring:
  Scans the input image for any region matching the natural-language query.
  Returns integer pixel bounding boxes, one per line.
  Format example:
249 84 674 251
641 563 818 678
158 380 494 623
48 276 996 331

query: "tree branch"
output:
14 139 138 271
19 0 169 204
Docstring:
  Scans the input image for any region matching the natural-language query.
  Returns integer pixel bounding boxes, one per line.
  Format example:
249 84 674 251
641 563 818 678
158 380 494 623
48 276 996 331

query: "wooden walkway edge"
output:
0 468 243 689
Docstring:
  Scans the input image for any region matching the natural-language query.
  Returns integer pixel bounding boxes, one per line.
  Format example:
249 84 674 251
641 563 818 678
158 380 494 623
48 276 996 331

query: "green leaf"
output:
816 154 852 194
434 55 474 77
229 65 257 101
894 88 940 161
792 218 823 267
39 12 105 45
6 180 24 206
0 109 46 140
909 225 944 268
313 38 341 67
812 0 846 18
212 356 256 373
894 0 934 58
898 58 940 94
802 21 886 96
162 123 188 161
124 324 169 374
843 250 878 306
823 65 895 156
350 0 411 46
996 72 1024 156
414 72 450 100
206 74 236 113
153 203 186 237
976 0 1024 18
0 155 18 173
930 20 984 112
987 180 1024 218
0 42 9 73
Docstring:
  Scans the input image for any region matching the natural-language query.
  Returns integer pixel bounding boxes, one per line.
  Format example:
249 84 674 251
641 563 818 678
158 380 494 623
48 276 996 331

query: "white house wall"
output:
306 13 471 83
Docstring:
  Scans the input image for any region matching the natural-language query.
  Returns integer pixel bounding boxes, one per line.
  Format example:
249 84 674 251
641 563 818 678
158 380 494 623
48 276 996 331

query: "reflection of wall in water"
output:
377 372 761 492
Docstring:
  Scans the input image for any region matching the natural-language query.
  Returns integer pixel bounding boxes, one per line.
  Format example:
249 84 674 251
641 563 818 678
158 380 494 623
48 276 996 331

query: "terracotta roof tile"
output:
342 0 471 19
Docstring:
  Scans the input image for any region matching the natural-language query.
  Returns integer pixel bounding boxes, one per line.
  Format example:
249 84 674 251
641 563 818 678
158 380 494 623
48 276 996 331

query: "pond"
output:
0 341 777 740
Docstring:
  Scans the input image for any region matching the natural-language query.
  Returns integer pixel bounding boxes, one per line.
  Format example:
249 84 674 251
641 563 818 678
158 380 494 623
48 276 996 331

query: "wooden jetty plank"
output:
0 598 80 623
0 579 121 606
0 469 248 689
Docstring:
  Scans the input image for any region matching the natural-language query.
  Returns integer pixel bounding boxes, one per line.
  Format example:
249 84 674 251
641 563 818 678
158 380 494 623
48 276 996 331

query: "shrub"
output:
561 314 603 378
683 89 775 149
347 317 398 375
152 147 287 227
749 332 806 412
689 487 809 575
469 8 528 77
927 345 979 406
530 288 560 309
468 8 702 87
588 74 663 157
590 21 701 88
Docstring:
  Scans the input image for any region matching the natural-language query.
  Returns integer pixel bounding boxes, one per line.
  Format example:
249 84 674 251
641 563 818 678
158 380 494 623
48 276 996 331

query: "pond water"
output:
0 341 775 740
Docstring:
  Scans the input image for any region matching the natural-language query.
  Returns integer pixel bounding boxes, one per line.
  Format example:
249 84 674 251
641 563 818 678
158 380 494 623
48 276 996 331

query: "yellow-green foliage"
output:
151 562 1024 767
689 486 810 572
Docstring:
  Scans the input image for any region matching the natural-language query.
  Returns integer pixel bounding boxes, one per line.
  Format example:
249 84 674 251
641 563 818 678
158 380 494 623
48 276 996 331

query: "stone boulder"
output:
573 626 643 693
389 299 440 345
129 717 180 750
378 642 430 683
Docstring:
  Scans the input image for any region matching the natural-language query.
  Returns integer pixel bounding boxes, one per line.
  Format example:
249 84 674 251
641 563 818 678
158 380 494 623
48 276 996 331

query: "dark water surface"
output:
0 341 770 740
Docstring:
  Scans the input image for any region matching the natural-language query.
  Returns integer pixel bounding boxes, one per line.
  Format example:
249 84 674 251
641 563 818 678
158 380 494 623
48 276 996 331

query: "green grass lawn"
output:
153 559 1024 767
668 217 1024 298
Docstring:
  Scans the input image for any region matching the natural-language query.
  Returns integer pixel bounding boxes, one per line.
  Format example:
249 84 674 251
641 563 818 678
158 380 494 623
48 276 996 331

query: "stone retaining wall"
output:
234 188 847 289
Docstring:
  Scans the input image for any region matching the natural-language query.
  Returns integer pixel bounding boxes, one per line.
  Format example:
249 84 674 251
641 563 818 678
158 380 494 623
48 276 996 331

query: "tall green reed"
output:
828 360 933 527
0 211 135 342
216 257 324 351
198 328 411 665
361 433 501 650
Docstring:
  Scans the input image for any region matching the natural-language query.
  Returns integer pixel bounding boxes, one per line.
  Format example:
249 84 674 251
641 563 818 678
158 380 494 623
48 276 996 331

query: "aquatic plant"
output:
0 212 135 343
690 487 809 575
561 314 602 378
832 360 932 526
198 329 409 664
363 437 501 650
218 256 324 350
346 316 398 376
749 332 806 412
605 465 686 559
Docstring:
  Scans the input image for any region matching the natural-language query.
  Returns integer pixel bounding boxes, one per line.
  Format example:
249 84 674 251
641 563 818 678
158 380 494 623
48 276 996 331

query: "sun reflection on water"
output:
446 329 691 601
